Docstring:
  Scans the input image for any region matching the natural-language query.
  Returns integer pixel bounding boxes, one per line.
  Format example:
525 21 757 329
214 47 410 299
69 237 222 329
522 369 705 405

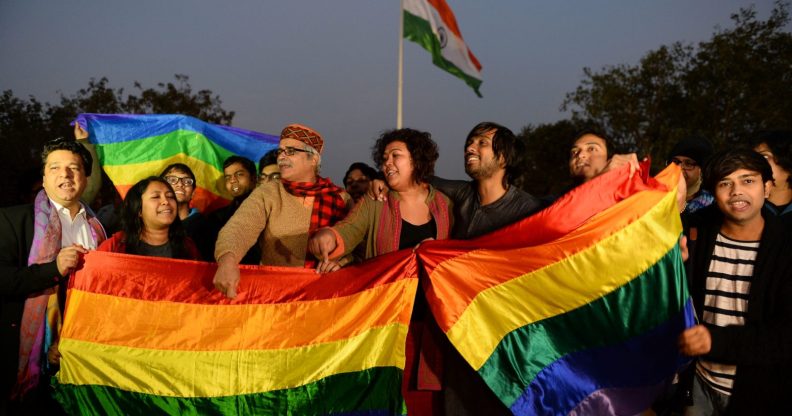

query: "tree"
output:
0 74 235 207
561 1 792 172
517 120 588 196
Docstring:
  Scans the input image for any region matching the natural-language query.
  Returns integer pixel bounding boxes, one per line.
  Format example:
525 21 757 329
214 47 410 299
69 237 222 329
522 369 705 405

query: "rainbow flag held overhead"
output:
403 0 483 97
54 250 417 415
417 164 693 415
74 114 279 213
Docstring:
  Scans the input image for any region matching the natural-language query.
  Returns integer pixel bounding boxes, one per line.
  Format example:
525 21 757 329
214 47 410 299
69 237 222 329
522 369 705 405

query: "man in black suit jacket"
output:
0 137 105 414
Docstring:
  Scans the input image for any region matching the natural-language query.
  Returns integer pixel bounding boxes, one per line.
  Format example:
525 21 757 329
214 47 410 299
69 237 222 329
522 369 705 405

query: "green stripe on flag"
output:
95 129 237 167
403 11 483 97
478 246 688 405
54 366 407 416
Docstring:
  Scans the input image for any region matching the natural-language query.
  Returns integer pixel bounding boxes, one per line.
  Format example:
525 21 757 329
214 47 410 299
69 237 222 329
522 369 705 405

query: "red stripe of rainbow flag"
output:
417 164 693 415
54 250 417 415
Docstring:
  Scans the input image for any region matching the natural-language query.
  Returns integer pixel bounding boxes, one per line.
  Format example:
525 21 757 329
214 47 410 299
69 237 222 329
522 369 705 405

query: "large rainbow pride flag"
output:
54 250 417 415
53 164 690 415
418 165 692 415
74 114 279 213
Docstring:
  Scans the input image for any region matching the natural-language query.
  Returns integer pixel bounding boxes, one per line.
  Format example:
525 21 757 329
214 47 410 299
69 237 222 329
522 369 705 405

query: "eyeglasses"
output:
669 158 698 170
276 147 313 157
164 176 195 187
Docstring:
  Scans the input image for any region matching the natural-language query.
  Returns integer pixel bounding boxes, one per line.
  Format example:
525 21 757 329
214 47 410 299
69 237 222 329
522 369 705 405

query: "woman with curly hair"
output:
308 128 452 414
309 128 452 264
98 176 199 260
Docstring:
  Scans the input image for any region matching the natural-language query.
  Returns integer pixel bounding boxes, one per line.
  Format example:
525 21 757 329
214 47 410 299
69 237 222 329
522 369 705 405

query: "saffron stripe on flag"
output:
63 280 415 351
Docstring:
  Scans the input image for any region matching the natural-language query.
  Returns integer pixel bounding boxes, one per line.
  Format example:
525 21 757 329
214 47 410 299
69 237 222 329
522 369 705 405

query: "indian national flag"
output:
403 0 483 97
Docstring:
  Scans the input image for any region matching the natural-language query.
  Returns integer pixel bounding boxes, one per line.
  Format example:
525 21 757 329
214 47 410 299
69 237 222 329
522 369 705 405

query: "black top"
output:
131 241 175 259
399 218 437 250
431 177 544 239
193 201 261 264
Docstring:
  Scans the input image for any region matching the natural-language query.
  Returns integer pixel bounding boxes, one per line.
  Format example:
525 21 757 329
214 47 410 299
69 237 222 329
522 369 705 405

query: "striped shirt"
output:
696 233 759 395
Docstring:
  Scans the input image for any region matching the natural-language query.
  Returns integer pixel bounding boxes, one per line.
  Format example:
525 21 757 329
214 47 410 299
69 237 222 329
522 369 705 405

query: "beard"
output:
465 157 500 180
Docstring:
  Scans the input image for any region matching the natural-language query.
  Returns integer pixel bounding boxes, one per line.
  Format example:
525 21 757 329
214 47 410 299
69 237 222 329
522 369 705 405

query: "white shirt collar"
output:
49 198 87 219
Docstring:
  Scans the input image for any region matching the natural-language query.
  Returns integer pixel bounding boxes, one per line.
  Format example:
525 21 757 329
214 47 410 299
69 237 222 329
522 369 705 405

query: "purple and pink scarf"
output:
12 190 105 399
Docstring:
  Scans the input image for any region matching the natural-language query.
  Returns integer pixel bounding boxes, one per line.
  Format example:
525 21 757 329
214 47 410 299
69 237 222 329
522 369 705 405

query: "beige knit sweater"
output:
215 180 348 267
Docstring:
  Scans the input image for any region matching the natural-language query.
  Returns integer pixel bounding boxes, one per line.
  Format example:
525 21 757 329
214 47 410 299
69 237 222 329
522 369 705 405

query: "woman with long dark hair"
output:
98 176 199 260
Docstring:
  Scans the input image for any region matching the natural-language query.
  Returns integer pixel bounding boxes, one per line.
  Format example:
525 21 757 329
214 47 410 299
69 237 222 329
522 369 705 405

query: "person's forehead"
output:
572 134 605 148
145 181 171 193
347 169 365 178
384 140 408 151
45 149 81 165
224 162 247 174
165 168 191 177
472 128 497 141
673 155 695 162
280 138 305 148
721 169 762 181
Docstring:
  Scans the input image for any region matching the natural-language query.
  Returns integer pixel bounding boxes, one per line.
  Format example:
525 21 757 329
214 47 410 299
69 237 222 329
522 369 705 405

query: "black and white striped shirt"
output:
696 233 759 396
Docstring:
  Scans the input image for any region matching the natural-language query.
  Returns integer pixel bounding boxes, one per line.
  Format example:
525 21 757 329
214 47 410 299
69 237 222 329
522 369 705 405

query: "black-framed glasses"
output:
164 176 195 187
669 158 697 170
276 147 313 157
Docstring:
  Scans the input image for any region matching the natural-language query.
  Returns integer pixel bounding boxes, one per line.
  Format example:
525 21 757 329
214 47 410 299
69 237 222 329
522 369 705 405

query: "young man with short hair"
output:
195 156 260 263
678 148 792 414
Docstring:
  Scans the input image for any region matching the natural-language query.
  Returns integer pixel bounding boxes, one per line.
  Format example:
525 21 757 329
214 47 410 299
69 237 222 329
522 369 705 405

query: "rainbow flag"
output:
417 165 693 415
53 250 417 415
74 114 279 213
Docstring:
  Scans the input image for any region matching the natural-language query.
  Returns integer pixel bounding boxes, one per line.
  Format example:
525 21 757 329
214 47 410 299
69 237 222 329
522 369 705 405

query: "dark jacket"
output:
431 177 544 240
684 205 792 414
0 204 64 406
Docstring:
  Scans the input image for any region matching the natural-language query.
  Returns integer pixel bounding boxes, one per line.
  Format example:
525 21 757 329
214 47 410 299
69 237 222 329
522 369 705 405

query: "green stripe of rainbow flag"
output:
54 249 417 415
74 114 279 213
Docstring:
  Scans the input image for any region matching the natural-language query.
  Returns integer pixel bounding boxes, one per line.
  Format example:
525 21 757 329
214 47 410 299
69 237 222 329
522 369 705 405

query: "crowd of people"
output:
0 119 790 415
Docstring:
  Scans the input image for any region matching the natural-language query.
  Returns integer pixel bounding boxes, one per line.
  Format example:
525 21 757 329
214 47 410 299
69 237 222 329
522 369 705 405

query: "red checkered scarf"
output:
282 177 349 267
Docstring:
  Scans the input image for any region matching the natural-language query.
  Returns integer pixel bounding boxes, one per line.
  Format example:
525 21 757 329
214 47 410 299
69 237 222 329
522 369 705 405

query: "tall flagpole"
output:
397 0 404 129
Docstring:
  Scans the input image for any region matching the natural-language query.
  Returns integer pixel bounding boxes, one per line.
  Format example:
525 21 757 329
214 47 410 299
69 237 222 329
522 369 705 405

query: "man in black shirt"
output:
432 122 543 239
